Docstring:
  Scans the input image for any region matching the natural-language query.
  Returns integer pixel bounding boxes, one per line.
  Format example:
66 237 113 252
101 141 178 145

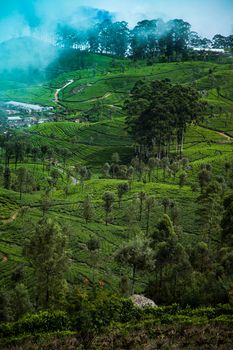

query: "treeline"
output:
56 18 233 59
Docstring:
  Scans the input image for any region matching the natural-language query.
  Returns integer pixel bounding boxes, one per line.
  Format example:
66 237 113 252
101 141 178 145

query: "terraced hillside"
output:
0 57 233 294
28 119 133 168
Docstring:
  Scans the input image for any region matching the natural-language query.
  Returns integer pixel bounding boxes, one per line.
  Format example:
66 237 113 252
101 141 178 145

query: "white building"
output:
5 101 53 113
193 48 225 53
8 116 22 122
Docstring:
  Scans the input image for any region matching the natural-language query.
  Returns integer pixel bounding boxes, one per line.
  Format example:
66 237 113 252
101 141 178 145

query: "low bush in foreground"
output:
0 293 233 349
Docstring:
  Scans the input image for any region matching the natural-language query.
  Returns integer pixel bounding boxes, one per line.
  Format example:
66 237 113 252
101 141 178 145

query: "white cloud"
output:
0 14 31 42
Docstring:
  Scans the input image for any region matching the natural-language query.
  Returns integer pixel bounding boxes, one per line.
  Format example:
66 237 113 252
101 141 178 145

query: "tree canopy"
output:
125 79 206 158
56 17 233 59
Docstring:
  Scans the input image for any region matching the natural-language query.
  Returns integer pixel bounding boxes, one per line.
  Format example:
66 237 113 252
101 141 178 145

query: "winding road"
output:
54 79 74 103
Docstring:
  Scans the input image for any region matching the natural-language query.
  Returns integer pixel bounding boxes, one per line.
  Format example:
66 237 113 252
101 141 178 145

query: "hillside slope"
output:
0 57 233 294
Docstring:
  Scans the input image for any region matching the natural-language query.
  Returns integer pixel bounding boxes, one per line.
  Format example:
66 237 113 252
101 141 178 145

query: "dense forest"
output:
56 18 233 57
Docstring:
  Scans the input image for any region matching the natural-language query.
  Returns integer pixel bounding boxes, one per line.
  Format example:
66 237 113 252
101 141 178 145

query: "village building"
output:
7 116 24 127
193 48 225 53
5 101 53 114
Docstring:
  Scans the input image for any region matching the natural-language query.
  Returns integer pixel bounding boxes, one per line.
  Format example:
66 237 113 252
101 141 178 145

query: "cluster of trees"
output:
102 152 192 189
212 34 233 49
125 80 205 159
74 160 233 305
0 110 7 131
114 162 233 305
0 216 67 322
56 18 233 59
0 131 75 170
0 131 76 197
189 32 233 50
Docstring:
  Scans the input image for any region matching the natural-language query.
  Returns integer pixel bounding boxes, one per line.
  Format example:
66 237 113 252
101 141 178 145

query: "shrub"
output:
0 311 70 338
211 315 233 325
180 306 217 319
142 304 180 319
70 291 142 333
0 331 77 349
119 299 142 322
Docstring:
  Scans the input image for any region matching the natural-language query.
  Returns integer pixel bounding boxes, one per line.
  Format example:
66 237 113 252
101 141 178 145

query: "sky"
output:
0 0 232 43
92 0 233 37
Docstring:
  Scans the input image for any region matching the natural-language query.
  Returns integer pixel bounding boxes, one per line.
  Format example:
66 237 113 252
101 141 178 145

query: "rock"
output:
130 294 157 309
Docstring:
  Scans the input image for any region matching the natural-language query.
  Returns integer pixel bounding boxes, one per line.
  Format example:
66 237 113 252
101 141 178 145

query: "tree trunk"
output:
139 200 143 221
15 155 18 170
45 273 49 309
146 208 150 235
180 128 184 158
105 212 108 226
132 265 136 295
159 267 163 289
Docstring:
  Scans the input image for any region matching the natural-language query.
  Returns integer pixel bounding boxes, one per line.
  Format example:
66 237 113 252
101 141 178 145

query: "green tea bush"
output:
211 315 233 325
142 304 180 319
0 331 77 349
70 291 142 333
180 306 217 319
179 304 233 319
0 311 70 338
119 299 142 322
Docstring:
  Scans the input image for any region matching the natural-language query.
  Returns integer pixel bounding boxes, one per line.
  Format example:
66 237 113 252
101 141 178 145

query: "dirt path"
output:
3 209 19 224
54 79 74 103
217 131 232 141
57 166 79 185
88 92 112 103
200 124 233 142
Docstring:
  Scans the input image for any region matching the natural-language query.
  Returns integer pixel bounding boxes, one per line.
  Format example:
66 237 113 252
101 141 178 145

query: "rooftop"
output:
8 116 22 121
5 101 53 112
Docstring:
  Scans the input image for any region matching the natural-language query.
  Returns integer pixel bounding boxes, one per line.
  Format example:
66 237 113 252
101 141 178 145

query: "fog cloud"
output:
0 0 232 73
1 0 232 43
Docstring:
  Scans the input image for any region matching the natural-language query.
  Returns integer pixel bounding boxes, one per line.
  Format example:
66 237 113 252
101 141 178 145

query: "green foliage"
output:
83 195 94 223
102 191 115 225
115 240 153 294
11 284 33 321
125 79 205 157
0 331 77 349
0 294 233 348
26 218 68 309
211 315 233 325
117 182 129 207
221 194 233 246
69 291 140 333
0 290 13 324
0 311 70 338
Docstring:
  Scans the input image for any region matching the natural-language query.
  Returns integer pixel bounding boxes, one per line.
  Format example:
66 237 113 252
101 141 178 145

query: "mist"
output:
1 0 232 41
0 0 232 75
0 1 113 75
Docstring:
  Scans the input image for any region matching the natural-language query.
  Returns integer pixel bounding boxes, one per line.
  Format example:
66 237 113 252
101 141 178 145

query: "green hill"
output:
0 54 233 295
